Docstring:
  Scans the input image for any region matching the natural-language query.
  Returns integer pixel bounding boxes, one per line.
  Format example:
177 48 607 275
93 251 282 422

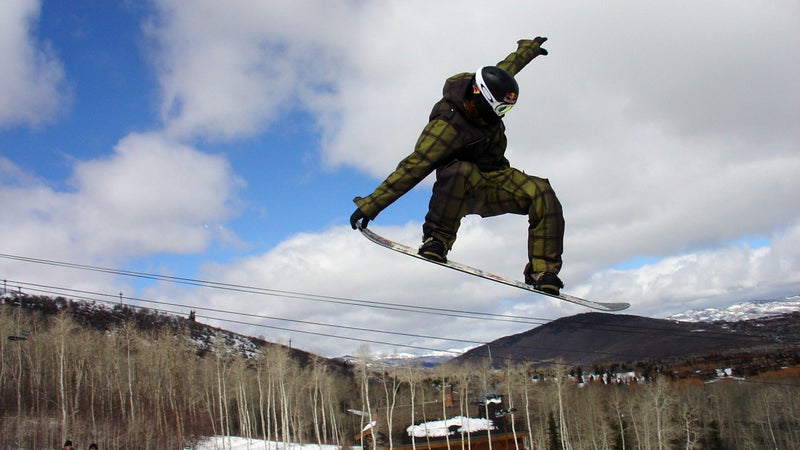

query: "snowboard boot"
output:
418 236 448 263
525 271 564 295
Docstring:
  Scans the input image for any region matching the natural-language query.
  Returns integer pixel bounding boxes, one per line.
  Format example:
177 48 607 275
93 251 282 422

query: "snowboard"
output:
358 225 630 312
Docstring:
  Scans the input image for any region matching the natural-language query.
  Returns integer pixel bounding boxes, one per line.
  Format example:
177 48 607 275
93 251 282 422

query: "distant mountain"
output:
336 351 458 368
450 311 800 368
668 295 800 322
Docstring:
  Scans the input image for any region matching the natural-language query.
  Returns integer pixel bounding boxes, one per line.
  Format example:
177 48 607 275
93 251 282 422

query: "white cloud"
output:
581 220 800 317
0 0 68 128
143 0 358 140
0 133 242 283
69 132 244 255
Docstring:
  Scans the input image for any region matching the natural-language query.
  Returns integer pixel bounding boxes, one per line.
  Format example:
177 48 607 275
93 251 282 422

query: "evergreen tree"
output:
701 420 726 450
547 412 562 450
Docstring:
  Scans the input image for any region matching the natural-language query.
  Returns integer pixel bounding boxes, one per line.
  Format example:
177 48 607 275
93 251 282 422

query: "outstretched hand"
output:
519 36 548 56
534 36 548 55
350 208 370 230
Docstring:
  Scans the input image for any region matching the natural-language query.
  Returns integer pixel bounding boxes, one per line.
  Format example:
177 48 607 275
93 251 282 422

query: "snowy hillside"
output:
195 437 343 450
668 295 800 322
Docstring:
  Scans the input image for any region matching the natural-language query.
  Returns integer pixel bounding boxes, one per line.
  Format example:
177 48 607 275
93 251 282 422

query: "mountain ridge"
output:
450 309 800 367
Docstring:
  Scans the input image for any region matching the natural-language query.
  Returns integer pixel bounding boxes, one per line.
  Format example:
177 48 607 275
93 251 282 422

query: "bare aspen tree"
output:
381 363 401 450
277 349 292 444
0 308 8 389
86 335 101 434
503 362 520 450
14 318 25 416
523 368 551 449
521 366 537 450
261 344 293 444
476 358 499 450
356 345 377 450
122 321 138 431
255 350 269 443
325 373 343 447
233 358 252 438
650 376 675 450
268 349 280 443
201 359 219 437
455 364 473 450
678 396 699 450
212 334 231 443
403 363 419 450
2 306 28 442
552 362 572 450
579 384 611 450
1 311 16 413
626 387 646 450
108 328 128 425
53 312 77 441
309 356 325 446
316 359 335 445
610 386 627 450
30 320 48 420
166 328 192 443
434 365 452 450
69 327 94 429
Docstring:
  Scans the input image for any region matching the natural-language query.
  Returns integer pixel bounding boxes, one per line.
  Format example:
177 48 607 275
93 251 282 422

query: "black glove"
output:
534 36 548 54
350 207 370 230
519 36 548 56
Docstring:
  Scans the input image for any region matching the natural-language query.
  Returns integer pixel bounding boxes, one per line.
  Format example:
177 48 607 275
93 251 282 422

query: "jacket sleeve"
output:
496 39 547 77
354 119 459 219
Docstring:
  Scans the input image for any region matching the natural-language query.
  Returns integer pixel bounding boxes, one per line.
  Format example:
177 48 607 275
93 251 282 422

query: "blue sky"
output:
1 0 799 357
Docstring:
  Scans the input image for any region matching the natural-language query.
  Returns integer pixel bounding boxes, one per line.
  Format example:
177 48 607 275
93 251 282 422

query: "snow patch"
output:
406 416 494 438
194 436 347 450
669 296 800 322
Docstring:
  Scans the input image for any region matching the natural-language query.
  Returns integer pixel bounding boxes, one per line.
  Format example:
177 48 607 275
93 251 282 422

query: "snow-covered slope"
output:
669 295 800 322
195 436 342 450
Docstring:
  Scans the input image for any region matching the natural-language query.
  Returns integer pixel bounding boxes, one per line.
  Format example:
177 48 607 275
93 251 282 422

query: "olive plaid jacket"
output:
354 39 547 219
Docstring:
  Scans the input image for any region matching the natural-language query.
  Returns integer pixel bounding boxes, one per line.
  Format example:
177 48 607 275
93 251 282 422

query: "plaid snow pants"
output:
422 160 564 275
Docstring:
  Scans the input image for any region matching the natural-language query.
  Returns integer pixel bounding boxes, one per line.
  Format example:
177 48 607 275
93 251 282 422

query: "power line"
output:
9 279 484 348
6 277 800 387
0 252 784 356
0 252 774 340
8 279 480 357
5 274 778 365
4 252 799 394
0 252 551 325
9 278 635 360
22 281 800 388
5 281 592 366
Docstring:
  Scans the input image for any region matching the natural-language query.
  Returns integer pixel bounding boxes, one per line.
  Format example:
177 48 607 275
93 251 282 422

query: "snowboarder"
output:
350 37 565 295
